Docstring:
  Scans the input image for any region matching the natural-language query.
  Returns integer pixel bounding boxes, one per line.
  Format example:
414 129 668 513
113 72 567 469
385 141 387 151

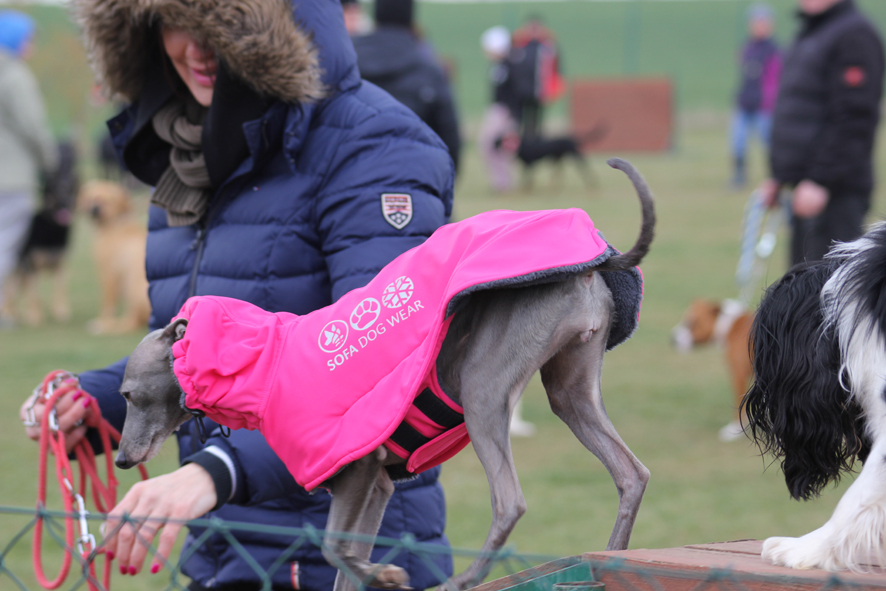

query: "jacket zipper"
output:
188 225 207 298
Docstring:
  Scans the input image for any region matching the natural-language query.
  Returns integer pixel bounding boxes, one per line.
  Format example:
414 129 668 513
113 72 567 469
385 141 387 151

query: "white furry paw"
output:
762 535 838 570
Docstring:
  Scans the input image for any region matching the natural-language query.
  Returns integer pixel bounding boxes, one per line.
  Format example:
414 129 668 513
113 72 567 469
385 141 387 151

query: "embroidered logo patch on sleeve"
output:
844 66 866 87
381 193 413 229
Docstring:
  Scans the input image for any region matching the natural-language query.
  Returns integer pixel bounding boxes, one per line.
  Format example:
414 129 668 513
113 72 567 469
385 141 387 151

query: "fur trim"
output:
71 0 323 104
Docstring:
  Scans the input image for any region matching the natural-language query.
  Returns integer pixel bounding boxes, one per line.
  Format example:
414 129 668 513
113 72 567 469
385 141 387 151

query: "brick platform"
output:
473 541 886 591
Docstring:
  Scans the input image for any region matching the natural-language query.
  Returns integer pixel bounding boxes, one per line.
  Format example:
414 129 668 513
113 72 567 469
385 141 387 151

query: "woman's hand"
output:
103 463 217 575
20 387 93 454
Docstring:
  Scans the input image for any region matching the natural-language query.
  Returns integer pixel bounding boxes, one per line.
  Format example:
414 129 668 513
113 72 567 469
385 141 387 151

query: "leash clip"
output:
73 492 95 555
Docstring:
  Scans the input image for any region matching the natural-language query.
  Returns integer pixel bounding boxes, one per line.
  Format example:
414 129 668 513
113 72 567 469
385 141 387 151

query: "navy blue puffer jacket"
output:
73 0 455 588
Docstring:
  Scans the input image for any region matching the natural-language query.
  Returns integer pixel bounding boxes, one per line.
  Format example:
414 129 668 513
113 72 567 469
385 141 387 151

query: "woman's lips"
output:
190 63 217 87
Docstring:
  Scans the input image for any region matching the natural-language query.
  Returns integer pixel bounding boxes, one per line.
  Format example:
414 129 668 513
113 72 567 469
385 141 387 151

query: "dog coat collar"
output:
170 209 644 490
713 299 747 346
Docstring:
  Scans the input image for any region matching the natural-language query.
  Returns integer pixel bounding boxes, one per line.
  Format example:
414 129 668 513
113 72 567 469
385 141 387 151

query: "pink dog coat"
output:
171 209 643 490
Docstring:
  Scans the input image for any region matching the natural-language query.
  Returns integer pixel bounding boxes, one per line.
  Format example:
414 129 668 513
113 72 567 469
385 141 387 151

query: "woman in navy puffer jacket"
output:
23 0 455 589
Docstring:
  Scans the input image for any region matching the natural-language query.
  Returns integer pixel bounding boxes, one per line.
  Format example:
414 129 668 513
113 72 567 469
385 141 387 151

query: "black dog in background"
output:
743 224 886 571
3 140 80 325
496 123 608 190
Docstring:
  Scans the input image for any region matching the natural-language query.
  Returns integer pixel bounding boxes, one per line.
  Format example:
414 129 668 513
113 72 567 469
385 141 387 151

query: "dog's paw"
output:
435 580 462 591
762 535 839 570
367 564 411 589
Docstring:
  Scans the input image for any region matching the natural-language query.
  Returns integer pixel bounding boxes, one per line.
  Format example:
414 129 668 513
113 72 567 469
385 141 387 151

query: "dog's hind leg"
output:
540 334 649 551
325 448 408 591
444 375 533 590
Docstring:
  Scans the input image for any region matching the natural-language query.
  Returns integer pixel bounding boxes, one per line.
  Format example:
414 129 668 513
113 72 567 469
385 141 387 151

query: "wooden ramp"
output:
473 540 886 591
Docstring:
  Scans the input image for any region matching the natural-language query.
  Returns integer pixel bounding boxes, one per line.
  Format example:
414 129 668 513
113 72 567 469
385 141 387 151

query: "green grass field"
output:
3 1 886 589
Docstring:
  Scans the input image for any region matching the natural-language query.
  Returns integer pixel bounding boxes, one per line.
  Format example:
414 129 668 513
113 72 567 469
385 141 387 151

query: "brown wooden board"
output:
470 541 886 591
570 78 674 153
585 540 886 591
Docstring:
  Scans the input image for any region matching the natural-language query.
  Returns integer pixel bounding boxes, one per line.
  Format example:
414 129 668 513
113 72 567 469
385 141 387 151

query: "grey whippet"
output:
113 158 654 591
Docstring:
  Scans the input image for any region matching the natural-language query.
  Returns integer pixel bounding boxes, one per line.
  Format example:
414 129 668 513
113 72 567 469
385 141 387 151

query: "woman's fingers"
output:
20 388 93 448
104 464 217 575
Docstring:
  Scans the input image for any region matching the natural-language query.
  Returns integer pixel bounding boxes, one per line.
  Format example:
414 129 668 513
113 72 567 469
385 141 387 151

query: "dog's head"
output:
77 180 131 225
671 299 721 352
742 261 869 500
116 318 190 469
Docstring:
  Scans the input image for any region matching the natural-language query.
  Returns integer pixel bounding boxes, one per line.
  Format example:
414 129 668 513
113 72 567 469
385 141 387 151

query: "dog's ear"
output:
161 318 188 343
743 261 861 500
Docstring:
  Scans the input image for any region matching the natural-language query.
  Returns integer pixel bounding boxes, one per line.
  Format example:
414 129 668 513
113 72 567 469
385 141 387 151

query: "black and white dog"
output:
743 223 886 571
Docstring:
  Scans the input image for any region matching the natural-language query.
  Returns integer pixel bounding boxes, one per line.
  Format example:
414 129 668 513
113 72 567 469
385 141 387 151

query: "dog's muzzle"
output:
671 325 694 353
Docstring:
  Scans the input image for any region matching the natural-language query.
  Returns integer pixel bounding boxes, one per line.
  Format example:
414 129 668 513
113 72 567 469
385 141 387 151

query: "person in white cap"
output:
478 26 519 194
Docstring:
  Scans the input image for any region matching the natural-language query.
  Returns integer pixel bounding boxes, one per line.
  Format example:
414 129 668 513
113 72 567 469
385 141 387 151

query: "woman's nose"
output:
185 41 214 62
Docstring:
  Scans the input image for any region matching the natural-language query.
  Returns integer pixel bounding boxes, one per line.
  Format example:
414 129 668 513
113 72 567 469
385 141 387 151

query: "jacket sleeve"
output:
314 107 455 301
76 357 129 452
0 62 58 176
806 26 884 191
426 68 462 176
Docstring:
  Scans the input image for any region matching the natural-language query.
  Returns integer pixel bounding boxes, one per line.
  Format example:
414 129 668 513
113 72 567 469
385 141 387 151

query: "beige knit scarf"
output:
151 98 212 227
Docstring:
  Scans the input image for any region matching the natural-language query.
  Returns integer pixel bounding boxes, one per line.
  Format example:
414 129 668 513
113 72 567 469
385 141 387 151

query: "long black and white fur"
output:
743 223 886 571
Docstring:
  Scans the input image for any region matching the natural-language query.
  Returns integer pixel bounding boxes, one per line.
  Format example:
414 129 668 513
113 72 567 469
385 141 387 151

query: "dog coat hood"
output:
172 209 643 490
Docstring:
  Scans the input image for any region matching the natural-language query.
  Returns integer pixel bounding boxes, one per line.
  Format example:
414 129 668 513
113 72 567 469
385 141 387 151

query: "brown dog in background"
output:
672 299 753 441
78 180 150 335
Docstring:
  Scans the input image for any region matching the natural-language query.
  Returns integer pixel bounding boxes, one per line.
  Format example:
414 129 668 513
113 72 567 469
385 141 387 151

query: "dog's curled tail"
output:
597 158 656 271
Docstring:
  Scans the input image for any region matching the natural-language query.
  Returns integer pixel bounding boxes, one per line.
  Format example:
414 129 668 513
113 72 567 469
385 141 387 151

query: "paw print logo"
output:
350 298 381 331
382 276 414 309
318 320 349 353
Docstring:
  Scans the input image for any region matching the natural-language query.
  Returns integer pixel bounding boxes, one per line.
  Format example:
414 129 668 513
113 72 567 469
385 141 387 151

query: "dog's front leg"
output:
541 337 649 551
50 263 71 323
325 448 407 591
88 263 119 334
763 437 886 571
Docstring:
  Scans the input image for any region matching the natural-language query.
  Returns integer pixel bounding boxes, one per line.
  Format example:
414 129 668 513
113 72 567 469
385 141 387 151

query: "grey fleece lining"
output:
444 243 643 351
168 347 190 410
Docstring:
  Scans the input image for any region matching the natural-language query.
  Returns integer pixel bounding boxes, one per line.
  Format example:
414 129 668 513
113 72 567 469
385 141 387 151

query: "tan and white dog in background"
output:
672 299 753 441
78 180 150 335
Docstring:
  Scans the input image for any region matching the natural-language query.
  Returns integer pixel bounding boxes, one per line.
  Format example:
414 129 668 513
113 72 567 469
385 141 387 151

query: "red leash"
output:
30 370 148 590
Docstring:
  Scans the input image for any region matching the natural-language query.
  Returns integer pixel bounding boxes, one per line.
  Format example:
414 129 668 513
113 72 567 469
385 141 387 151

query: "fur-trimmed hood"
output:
72 0 329 104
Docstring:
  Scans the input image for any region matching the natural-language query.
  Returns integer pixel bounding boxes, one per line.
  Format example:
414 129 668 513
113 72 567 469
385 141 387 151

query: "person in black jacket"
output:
352 0 461 174
763 0 884 265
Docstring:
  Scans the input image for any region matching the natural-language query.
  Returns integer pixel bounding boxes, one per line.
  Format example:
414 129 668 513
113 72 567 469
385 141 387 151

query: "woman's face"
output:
161 27 217 107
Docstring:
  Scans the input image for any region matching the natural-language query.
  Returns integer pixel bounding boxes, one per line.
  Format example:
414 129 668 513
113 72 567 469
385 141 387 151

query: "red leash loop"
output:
32 370 148 591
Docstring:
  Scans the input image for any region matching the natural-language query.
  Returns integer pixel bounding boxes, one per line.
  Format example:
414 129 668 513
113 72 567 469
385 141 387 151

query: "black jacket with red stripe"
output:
770 0 884 194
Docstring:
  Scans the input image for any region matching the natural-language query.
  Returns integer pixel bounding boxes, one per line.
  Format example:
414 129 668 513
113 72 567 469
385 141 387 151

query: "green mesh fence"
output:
1 505 879 591
0 505 551 591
